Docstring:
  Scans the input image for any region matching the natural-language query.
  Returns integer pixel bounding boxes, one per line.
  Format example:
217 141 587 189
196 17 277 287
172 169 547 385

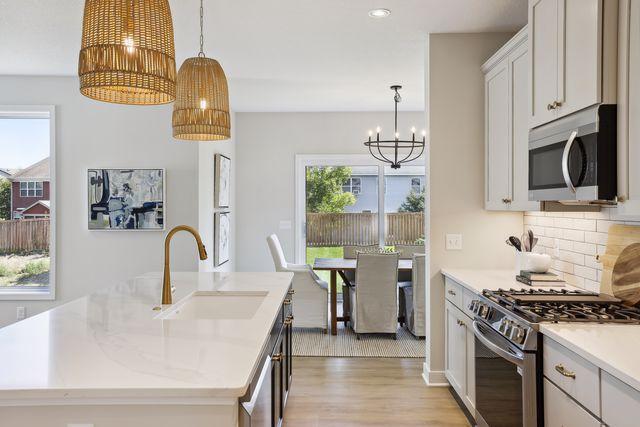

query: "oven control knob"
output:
469 300 478 312
478 304 488 318
512 327 526 344
504 320 513 336
498 318 508 333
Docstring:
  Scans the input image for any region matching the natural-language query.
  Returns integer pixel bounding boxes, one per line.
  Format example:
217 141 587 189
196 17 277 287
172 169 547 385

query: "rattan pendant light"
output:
172 0 230 141
78 0 177 105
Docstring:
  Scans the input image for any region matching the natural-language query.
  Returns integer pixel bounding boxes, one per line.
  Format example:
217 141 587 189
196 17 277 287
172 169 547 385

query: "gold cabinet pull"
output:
272 353 283 362
547 103 556 110
284 318 293 326
283 299 292 305
288 289 295 295
553 100 563 108
448 290 456 296
555 364 576 379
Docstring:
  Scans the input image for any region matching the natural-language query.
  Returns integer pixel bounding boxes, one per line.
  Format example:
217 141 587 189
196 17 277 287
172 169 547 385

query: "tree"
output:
398 190 425 213
0 178 10 220
306 167 356 213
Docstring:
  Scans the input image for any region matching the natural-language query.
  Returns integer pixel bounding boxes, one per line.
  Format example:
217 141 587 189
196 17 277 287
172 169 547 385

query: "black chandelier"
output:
364 85 426 169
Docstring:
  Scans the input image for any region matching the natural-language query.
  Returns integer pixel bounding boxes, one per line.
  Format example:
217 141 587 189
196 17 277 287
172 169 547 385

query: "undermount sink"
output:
158 291 268 320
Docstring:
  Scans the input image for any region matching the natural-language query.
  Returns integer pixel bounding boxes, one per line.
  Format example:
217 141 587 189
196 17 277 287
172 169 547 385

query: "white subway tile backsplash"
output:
558 250 584 265
585 231 608 245
562 229 584 241
523 212 640 291
572 242 597 255
574 265 597 281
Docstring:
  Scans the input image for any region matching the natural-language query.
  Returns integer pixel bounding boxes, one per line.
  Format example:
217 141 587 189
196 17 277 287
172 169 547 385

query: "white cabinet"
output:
616 0 640 215
601 371 640 427
544 379 601 427
528 0 618 129
483 28 539 211
444 298 475 414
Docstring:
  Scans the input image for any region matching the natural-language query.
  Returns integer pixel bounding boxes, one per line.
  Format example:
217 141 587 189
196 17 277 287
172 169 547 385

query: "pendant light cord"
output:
199 0 205 57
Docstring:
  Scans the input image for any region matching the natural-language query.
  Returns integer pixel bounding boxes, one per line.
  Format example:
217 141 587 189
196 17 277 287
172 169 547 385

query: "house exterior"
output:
9 157 50 219
342 166 425 213
0 168 13 179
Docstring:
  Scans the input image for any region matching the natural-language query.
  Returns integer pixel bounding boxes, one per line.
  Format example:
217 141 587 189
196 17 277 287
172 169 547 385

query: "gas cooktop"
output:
482 288 640 324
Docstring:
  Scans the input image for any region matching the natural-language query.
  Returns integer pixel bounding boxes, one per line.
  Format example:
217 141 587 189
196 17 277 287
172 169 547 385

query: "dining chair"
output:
395 243 425 322
342 244 379 322
345 251 399 339
399 253 426 337
267 234 328 332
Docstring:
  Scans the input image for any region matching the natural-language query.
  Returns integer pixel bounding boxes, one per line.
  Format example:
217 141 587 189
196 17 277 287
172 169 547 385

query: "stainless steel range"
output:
470 288 640 427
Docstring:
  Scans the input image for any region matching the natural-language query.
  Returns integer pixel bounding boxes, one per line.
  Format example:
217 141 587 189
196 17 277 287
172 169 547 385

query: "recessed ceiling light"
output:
368 8 391 19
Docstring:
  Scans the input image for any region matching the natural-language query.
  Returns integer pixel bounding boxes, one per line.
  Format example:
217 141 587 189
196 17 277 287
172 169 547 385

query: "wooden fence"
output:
0 219 50 253
306 212 424 247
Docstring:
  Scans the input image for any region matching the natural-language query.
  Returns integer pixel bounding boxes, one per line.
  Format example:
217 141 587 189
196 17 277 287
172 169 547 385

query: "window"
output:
19 181 43 197
342 177 362 195
0 107 55 300
411 177 423 193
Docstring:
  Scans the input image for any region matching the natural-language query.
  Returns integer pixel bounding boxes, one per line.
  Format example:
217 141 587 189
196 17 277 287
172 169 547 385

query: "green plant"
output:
306 167 356 213
21 259 49 276
0 263 11 277
398 191 425 213
0 178 10 220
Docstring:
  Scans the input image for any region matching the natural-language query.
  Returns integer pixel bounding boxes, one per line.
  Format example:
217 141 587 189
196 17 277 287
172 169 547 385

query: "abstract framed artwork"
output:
214 211 230 266
87 168 165 230
214 154 231 209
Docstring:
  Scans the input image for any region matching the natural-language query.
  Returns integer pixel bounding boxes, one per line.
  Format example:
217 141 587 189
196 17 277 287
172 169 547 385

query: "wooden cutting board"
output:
611 243 640 305
599 224 640 304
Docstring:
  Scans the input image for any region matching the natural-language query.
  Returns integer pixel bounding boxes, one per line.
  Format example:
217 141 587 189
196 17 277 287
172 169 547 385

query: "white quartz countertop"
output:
0 272 293 404
441 268 640 392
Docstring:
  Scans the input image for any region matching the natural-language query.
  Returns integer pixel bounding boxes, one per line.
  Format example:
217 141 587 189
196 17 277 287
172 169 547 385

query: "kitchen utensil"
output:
611 243 640 306
507 236 522 252
521 233 530 252
528 230 537 251
598 224 640 297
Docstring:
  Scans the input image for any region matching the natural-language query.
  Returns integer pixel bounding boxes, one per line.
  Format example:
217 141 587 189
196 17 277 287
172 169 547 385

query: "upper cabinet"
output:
615 0 640 215
529 0 618 129
483 28 540 211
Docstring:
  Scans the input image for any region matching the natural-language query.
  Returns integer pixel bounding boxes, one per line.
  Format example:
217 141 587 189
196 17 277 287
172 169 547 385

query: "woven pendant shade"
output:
78 0 177 105
172 57 231 141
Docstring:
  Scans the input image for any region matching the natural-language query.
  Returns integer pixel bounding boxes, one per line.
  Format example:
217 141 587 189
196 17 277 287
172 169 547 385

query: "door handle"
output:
561 130 579 194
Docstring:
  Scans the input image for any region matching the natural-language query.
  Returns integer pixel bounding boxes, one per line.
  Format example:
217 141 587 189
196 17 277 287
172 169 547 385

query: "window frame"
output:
0 106 56 301
19 180 44 197
342 177 362 195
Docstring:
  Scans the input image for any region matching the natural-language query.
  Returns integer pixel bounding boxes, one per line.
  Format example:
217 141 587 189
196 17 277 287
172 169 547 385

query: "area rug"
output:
292 326 426 358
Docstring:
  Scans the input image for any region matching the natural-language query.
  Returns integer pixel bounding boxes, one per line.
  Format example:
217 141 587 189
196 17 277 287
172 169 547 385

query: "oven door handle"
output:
473 320 525 367
561 130 579 194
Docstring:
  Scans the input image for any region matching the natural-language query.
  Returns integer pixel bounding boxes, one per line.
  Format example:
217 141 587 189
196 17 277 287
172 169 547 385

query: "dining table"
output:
312 257 413 335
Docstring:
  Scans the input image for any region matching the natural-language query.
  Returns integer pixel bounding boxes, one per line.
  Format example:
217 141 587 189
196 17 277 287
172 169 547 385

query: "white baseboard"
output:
422 362 448 387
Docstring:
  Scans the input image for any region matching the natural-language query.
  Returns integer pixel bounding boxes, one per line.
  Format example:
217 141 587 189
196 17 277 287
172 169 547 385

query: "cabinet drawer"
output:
544 378 600 427
602 371 640 427
462 288 477 319
543 337 600 416
444 277 463 308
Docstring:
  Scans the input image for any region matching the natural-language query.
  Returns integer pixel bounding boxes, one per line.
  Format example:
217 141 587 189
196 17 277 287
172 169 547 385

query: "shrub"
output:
0 263 11 277
21 260 49 276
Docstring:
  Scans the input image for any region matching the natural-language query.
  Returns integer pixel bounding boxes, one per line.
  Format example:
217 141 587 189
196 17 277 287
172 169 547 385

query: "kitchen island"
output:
0 271 294 427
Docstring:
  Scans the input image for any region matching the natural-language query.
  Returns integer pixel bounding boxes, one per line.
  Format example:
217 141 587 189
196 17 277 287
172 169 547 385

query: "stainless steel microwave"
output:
528 105 617 203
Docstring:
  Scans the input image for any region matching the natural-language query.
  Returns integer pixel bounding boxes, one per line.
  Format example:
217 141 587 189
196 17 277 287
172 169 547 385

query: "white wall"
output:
424 33 524 382
234 111 425 272
0 76 201 327
198 114 236 273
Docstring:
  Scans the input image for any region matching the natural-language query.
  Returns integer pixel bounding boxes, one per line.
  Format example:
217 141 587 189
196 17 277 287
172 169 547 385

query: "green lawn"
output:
306 246 344 290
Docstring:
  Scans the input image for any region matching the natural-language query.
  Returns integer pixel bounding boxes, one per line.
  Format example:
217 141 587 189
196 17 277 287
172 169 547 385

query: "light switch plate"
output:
16 306 26 320
446 234 462 250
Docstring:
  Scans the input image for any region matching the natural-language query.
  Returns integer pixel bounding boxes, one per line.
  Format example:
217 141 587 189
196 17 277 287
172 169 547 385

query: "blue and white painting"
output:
88 169 164 230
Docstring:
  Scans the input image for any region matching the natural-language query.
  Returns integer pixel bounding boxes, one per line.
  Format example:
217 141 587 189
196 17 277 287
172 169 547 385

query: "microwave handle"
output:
561 130 579 193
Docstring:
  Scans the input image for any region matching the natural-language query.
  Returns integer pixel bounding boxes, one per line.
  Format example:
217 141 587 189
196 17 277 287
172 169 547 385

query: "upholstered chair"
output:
399 253 426 337
395 244 425 322
267 234 328 332
345 252 399 339
342 244 380 321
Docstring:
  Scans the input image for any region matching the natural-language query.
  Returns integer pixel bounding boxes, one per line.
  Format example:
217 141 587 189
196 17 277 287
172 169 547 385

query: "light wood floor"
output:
282 357 470 427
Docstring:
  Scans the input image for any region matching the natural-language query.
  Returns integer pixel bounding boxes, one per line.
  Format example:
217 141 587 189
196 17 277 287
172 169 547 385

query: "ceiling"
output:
0 0 527 111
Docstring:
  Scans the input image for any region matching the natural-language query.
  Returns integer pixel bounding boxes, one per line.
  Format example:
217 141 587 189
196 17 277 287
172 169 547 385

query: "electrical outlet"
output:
16 306 26 320
446 234 463 250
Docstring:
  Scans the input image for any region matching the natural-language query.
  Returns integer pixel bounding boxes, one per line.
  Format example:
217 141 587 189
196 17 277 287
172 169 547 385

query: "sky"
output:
0 118 50 170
